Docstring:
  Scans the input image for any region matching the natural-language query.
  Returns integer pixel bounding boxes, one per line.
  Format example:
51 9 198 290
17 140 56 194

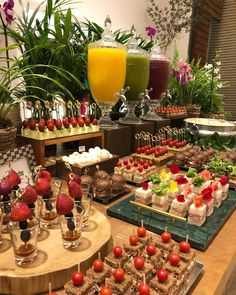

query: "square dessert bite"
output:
106 273 133 294
152 194 169 212
188 202 206 226
64 277 96 295
86 262 112 286
105 250 129 268
123 235 145 257
155 236 176 261
143 244 163 271
150 272 177 295
169 195 188 217
134 183 152 205
164 260 188 280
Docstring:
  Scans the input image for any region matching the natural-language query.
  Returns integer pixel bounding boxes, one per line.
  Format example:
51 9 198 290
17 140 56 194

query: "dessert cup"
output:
41 197 58 229
59 205 84 249
77 184 93 229
0 198 12 233
8 217 39 265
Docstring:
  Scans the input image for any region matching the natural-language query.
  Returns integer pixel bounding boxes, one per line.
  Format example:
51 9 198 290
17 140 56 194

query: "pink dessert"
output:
169 195 189 217
188 198 206 226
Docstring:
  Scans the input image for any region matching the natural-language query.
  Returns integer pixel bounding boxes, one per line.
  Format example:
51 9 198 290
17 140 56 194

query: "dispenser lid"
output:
150 39 169 60
127 25 149 57
88 16 125 49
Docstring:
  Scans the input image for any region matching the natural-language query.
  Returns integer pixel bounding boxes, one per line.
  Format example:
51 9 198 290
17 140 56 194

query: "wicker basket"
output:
0 126 17 153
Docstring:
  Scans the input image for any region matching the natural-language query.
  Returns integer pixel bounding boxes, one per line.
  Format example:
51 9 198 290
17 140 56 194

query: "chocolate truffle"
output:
110 174 126 193
94 179 111 198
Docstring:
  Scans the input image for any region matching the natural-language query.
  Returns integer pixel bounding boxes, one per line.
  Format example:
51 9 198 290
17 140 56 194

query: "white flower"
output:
218 82 223 89
204 63 213 69
214 68 220 74
217 74 221 80
216 61 221 66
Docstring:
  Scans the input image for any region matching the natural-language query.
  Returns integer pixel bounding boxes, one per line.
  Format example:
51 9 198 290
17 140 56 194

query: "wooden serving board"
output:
107 190 236 251
132 152 175 165
0 207 111 295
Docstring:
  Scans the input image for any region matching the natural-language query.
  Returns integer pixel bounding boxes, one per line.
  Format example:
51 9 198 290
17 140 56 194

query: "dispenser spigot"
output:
143 88 153 101
118 86 130 103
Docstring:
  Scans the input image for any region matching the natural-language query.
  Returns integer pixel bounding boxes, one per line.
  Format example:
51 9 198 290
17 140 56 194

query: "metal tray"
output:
185 260 204 294
93 188 130 204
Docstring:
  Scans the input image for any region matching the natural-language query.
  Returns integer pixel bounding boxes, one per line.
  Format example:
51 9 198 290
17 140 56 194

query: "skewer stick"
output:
186 234 189 242
165 226 168 233
49 283 52 293
78 261 80 272
143 274 146 284
141 219 144 228
98 252 101 260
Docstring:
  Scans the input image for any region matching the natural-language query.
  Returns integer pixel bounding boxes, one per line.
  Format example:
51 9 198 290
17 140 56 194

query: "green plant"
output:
203 157 233 175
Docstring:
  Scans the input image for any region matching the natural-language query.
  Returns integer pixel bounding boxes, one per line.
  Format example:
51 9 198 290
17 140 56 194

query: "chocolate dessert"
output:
93 170 109 181
155 237 176 260
164 260 188 280
105 251 129 268
150 274 177 295
143 247 163 271
106 274 134 294
94 179 111 198
123 241 145 257
110 174 126 193
80 175 94 189
86 263 112 286
124 260 154 285
64 277 96 295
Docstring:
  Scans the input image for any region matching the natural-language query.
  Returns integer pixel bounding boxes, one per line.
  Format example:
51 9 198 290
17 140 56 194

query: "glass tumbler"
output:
75 184 93 228
8 217 39 265
41 197 58 229
58 205 84 249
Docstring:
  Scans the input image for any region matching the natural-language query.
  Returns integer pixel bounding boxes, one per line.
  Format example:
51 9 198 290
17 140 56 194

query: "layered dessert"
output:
168 181 179 206
152 184 169 211
211 180 223 207
64 271 96 295
186 167 198 184
155 230 176 260
149 174 161 190
110 174 126 194
106 267 133 294
123 234 145 257
176 176 188 192
86 259 112 286
175 239 196 273
191 176 205 194
94 179 111 198
144 243 163 271
183 186 196 205
124 256 154 285
188 198 206 226
105 245 129 268
201 187 214 216
169 195 188 217
169 164 180 180
219 176 229 200
150 269 177 295
134 183 152 205
160 169 170 184
199 170 212 188
133 166 147 183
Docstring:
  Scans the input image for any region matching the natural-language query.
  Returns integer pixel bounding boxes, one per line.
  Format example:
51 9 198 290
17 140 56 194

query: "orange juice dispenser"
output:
141 40 170 120
87 16 126 128
119 25 150 124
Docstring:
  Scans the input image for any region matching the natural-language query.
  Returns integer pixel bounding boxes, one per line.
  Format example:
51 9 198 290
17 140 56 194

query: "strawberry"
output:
77 117 85 127
22 185 38 203
56 193 74 215
92 118 98 125
29 119 36 130
35 178 51 197
6 169 21 187
0 180 12 195
11 202 32 222
68 181 82 199
85 117 91 126
38 170 51 183
38 120 46 132
22 120 29 129
63 117 70 129
66 172 81 185
55 119 62 130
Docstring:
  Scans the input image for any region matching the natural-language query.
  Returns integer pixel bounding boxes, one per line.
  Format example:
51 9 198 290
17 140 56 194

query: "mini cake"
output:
201 187 214 216
105 245 129 268
133 166 147 183
155 230 176 260
93 170 109 181
176 240 196 273
86 260 112 286
137 224 151 245
219 176 229 200
169 164 180 180
160 169 170 184
168 180 179 206
110 174 126 194
191 176 205 194
106 268 133 294
123 234 145 257
188 198 206 226
124 256 154 285
169 195 189 217
199 170 212 188
150 269 177 295
135 183 152 205
94 179 111 198
123 164 136 182
176 176 189 192
149 174 161 189
64 271 96 295
211 180 223 207
183 186 196 205
144 243 163 271
186 167 198 184
152 184 169 212
114 161 124 174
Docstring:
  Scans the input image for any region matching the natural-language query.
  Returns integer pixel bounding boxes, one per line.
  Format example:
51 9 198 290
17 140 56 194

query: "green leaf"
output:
54 11 63 43
63 8 72 44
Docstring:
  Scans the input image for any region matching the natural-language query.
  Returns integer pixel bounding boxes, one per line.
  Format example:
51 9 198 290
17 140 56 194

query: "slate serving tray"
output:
107 190 236 251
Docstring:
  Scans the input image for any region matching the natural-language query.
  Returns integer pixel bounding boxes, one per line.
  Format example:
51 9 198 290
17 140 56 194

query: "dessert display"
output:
62 147 112 167
136 221 150 245
156 106 187 117
144 242 163 271
110 174 126 194
94 179 112 198
155 229 175 260
114 157 156 184
21 100 99 140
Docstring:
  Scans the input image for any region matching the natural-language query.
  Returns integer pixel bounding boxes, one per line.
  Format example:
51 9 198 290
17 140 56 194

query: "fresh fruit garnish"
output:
157 269 169 282
169 164 180 174
146 244 156 256
116 161 122 168
194 195 203 207
138 166 143 172
77 117 85 127
93 259 104 272
138 282 151 295
72 271 84 286
38 120 46 132
38 170 51 183
126 164 131 170
100 286 112 295
220 176 228 186
123 159 129 165
129 157 134 163
11 202 32 222
149 174 161 184
134 256 145 270
68 182 82 199
169 253 180 266
141 182 149 191
113 246 122 257
56 193 74 215
192 176 204 187
55 119 62 130
155 184 169 196
113 268 124 281
137 226 146 237
143 163 149 169
161 231 171 243
134 161 139 167
67 172 81 185
20 229 31 243
0 180 12 195
22 185 38 203
35 178 51 197
176 194 185 203
6 169 21 187
176 176 188 185
63 117 70 128
85 117 91 126
129 234 137 245
179 240 190 253
92 118 98 125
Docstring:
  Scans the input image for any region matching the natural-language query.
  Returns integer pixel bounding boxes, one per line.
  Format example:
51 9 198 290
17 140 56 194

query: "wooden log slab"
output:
0 207 111 295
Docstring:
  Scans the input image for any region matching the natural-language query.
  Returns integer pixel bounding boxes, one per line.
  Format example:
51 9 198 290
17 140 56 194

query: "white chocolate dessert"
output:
169 195 189 217
188 203 206 226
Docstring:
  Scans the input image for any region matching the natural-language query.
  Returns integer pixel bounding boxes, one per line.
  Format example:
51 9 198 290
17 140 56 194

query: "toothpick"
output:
165 226 168 233
143 274 146 284
49 282 52 293
141 219 143 228
78 260 80 272
98 252 101 260
186 234 189 242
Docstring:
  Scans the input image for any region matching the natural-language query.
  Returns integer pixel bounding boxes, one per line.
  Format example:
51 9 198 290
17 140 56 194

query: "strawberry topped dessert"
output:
169 164 180 180
219 176 229 200
106 267 133 294
64 270 96 295
135 183 152 205
104 245 129 268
